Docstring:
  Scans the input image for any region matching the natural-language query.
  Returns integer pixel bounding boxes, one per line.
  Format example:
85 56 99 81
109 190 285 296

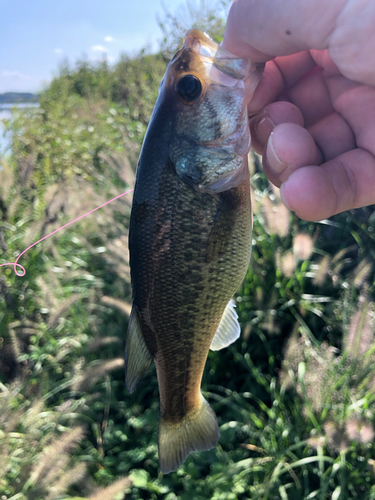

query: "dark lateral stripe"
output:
204 97 222 140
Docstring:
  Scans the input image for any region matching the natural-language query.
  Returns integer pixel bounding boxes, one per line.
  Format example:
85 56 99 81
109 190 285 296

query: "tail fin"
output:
158 395 220 474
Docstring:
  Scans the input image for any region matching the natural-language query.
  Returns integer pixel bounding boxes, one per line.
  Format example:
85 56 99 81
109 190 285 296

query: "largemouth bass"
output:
126 29 263 474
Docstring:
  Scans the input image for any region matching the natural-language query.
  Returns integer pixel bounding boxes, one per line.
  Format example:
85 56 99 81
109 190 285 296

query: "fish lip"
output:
182 29 217 57
182 29 251 81
170 48 184 64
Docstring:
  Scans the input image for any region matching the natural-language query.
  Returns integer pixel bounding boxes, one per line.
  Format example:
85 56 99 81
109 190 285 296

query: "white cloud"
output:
1 70 31 80
54 48 63 54
91 45 107 53
104 36 114 42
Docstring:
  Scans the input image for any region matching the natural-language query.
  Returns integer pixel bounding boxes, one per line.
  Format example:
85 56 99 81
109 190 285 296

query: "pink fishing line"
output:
0 188 134 277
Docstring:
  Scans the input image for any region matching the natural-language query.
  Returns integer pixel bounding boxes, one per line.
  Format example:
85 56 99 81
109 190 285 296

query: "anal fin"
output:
125 306 153 393
210 299 240 351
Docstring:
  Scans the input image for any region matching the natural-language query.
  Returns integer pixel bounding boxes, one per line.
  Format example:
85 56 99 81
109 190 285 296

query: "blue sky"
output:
0 0 189 93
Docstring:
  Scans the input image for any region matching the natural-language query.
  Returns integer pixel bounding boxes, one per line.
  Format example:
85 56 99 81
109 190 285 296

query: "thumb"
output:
222 0 344 60
222 0 375 86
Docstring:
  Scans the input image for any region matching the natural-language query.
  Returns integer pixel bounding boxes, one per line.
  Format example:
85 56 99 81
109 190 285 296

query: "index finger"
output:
247 52 316 114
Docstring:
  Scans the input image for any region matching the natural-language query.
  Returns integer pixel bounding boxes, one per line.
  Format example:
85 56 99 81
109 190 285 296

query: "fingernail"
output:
280 183 292 211
253 112 275 146
266 132 288 174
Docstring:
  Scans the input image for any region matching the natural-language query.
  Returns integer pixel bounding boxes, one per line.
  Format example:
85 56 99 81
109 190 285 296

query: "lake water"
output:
0 102 39 110
0 103 39 157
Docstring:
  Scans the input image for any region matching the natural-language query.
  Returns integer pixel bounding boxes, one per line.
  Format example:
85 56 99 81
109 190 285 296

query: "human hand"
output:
222 0 375 221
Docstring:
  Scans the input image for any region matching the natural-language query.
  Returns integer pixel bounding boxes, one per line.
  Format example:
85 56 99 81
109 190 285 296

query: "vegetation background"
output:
1 1 375 498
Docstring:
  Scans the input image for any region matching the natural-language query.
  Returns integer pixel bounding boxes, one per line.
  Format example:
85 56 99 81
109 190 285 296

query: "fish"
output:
126 28 264 474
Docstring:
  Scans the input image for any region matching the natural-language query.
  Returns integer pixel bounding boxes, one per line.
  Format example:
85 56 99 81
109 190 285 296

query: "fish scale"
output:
125 28 264 473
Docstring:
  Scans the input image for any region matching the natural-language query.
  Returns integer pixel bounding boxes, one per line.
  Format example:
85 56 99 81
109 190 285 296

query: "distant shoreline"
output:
0 92 39 105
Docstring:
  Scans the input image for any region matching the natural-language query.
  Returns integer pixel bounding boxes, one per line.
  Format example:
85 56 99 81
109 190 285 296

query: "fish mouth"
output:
182 29 251 82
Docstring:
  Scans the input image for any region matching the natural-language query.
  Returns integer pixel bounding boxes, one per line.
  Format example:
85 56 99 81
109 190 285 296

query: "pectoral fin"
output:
210 299 240 351
125 306 153 393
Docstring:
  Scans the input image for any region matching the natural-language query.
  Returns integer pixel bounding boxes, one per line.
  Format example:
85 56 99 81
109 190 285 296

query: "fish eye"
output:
176 75 202 103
